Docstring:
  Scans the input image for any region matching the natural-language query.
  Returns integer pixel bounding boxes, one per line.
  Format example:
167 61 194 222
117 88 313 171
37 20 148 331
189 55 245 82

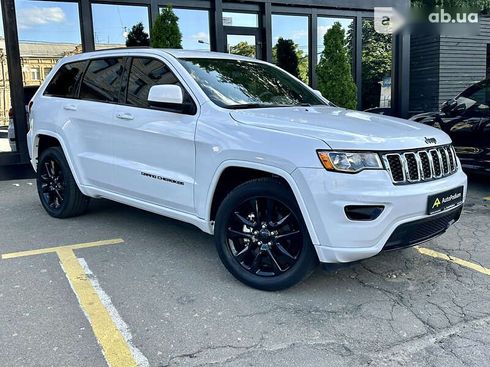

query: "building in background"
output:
0 0 410 165
410 17 490 114
0 38 82 126
0 38 121 127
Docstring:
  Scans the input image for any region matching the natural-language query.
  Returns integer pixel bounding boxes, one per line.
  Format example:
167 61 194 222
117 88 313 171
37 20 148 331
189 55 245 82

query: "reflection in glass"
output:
227 35 256 58
127 58 178 107
222 12 258 28
92 4 149 49
362 19 392 109
173 9 210 51
179 58 326 109
80 58 124 102
3 0 82 152
317 17 353 64
0 5 13 152
272 14 309 83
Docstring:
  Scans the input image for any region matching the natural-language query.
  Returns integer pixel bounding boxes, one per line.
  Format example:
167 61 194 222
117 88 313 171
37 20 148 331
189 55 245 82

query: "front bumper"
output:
292 167 467 263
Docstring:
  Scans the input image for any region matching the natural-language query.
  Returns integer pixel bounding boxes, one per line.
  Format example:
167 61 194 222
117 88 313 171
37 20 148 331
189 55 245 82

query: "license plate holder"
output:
427 186 464 215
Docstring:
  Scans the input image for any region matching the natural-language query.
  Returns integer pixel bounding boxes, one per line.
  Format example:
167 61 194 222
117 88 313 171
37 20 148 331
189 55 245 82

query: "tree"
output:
272 42 307 82
360 20 392 109
275 38 299 78
412 0 490 12
229 41 255 57
151 5 182 48
316 22 357 109
126 22 150 47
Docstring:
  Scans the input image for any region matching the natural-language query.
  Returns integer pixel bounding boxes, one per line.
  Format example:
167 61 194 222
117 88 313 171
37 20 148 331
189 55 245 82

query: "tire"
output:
214 177 317 291
37 146 90 218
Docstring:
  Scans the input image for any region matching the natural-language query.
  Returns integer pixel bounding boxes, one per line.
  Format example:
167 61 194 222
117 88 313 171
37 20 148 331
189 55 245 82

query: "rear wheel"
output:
215 178 317 291
37 147 90 218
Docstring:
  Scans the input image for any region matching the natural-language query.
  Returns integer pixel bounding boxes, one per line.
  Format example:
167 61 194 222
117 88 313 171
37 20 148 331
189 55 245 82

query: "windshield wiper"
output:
227 103 286 110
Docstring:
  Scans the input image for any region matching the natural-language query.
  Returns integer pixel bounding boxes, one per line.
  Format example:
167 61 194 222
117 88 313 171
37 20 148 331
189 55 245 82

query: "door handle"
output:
116 112 134 121
63 104 77 111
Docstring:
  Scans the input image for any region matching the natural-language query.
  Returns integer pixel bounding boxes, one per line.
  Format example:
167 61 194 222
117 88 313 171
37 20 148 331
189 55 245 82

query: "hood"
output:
230 106 452 150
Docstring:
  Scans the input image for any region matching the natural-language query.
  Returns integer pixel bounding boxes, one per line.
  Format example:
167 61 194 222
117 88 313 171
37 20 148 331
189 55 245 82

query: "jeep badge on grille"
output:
425 137 437 145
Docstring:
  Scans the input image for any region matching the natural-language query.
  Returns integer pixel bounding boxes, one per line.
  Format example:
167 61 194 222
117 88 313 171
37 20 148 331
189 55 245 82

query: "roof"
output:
59 47 258 64
161 49 254 61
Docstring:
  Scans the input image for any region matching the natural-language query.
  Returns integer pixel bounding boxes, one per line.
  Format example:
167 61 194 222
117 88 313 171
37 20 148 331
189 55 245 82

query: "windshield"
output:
179 58 328 109
456 81 490 111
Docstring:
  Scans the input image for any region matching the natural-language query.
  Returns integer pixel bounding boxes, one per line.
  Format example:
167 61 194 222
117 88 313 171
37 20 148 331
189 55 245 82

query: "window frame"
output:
78 56 126 104
121 56 198 116
43 60 89 99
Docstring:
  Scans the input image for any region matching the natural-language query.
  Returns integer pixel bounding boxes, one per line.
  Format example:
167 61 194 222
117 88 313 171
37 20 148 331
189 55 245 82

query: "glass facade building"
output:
0 0 410 166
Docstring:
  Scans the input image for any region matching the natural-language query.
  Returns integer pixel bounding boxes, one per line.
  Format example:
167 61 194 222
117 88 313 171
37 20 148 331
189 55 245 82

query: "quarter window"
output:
126 57 182 108
44 61 87 98
80 58 124 103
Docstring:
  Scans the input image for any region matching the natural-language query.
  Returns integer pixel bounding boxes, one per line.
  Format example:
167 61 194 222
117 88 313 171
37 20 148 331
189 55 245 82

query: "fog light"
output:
344 205 384 221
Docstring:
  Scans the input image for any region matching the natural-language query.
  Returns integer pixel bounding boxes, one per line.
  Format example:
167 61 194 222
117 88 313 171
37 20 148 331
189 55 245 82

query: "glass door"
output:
222 12 262 59
226 33 260 58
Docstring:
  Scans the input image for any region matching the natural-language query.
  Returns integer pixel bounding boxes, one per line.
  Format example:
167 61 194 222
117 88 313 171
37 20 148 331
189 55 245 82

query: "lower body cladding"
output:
292 167 468 264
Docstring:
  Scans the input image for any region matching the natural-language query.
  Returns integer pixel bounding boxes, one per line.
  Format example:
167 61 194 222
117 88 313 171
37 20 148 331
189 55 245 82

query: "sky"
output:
272 14 309 56
92 3 149 45
14 0 81 44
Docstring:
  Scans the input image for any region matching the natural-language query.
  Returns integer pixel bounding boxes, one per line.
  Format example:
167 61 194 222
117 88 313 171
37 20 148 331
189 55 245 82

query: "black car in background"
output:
411 79 490 175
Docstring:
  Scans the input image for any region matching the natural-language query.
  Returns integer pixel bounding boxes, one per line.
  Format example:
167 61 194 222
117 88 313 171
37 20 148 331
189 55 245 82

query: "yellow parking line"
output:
1 238 124 259
57 248 137 367
1 239 141 367
416 246 490 276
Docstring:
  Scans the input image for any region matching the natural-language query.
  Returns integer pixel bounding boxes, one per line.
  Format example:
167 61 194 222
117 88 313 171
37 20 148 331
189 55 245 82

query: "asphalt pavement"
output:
1 174 489 367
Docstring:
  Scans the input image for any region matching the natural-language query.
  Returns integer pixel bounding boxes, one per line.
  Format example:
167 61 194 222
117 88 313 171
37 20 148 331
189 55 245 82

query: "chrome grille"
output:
382 145 458 185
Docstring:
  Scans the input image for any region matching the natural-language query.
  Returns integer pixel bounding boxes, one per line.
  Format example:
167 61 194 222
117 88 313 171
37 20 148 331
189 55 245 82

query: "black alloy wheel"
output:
215 178 317 291
39 158 65 210
226 196 302 276
37 147 90 218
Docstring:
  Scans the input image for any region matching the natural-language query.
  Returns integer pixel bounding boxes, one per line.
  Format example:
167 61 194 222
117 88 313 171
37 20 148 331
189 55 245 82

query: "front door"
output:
110 56 197 213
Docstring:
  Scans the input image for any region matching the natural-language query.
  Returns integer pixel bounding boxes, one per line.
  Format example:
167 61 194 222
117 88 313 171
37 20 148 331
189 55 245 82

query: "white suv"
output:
27 49 467 290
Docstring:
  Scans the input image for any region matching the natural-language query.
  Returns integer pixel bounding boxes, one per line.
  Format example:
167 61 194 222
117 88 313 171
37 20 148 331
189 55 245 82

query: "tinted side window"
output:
126 57 187 109
80 58 124 103
44 61 87 98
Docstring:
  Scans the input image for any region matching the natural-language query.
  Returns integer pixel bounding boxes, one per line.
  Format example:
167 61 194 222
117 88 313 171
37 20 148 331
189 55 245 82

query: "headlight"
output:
317 151 383 173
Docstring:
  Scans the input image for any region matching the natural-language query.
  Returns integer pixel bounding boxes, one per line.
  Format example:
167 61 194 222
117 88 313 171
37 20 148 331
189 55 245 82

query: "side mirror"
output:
441 98 457 114
454 102 467 115
148 85 183 107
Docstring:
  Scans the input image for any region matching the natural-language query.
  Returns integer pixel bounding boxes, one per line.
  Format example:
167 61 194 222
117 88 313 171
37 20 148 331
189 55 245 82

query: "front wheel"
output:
214 178 317 291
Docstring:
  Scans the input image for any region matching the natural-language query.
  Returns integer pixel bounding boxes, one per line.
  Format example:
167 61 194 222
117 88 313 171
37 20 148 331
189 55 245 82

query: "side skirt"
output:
80 185 213 235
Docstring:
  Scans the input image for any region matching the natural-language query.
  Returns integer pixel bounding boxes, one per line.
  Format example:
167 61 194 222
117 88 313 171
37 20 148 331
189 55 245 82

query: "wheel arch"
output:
206 161 320 245
32 131 83 190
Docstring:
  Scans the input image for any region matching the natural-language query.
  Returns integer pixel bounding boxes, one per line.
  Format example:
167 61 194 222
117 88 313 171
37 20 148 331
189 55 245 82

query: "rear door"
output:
110 56 198 213
66 57 125 189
